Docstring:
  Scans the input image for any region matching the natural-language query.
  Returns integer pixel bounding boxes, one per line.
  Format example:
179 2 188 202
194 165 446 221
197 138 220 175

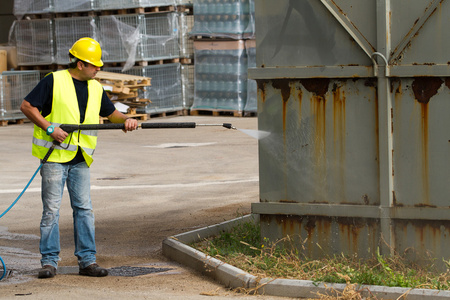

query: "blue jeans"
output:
39 161 97 269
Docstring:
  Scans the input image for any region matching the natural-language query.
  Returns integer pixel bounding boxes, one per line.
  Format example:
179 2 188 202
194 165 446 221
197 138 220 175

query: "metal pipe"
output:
197 123 236 130
371 51 389 77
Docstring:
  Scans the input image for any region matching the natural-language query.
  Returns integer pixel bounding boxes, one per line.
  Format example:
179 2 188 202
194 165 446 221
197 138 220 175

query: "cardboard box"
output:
194 40 245 52
0 79 12 112
0 45 18 70
0 50 6 73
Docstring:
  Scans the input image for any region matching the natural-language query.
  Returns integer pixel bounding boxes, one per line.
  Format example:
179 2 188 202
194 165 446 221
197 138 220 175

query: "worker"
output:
20 37 138 279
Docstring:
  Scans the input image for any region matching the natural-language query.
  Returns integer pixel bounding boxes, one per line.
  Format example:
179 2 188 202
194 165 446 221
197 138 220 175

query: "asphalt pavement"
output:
0 115 290 300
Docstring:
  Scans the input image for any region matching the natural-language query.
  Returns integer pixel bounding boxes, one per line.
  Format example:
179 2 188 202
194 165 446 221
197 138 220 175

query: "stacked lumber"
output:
95 71 151 116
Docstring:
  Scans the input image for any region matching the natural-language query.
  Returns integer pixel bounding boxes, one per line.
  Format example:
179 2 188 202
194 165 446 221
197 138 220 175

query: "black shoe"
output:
38 265 56 279
79 263 108 277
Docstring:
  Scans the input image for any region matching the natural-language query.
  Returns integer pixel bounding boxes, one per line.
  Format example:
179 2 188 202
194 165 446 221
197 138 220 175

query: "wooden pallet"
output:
103 58 181 69
192 35 245 41
148 109 188 119
136 5 176 14
115 98 151 108
133 58 181 66
243 111 258 117
54 11 96 18
0 119 26 127
19 13 53 20
99 113 148 124
179 57 193 65
100 5 175 16
95 71 151 94
175 5 193 15
106 90 139 101
189 109 243 117
19 64 58 71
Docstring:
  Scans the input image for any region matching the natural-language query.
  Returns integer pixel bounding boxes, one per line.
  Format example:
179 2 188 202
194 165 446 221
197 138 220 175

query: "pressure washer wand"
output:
42 122 235 163
59 122 236 132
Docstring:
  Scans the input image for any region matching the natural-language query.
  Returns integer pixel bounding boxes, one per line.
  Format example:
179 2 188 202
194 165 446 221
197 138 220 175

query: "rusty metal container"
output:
249 0 450 269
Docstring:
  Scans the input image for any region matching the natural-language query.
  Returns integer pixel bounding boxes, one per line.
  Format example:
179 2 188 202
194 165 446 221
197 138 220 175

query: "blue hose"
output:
0 255 5 280
0 163 42 219
0 163 43 281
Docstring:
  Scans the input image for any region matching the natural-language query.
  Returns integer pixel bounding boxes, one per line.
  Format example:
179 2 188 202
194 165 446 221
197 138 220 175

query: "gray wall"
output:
251 0 450 271
0 0 15 44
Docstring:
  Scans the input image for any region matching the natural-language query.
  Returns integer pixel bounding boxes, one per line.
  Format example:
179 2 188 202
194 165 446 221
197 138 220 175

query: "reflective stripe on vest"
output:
32 70 104 166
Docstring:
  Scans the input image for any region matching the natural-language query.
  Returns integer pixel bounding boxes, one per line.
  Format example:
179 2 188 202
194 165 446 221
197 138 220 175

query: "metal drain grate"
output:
107 266 172 277
0 269 12 280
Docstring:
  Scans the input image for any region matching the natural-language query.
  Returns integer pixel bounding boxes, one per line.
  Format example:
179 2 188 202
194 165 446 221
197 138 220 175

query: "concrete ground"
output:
0 115 288 299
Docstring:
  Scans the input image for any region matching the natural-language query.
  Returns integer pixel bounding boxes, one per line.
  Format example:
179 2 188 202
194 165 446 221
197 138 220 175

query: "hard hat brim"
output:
69 49 103 67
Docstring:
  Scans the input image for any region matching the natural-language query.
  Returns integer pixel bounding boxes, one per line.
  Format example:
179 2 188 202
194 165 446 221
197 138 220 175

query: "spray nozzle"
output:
222 123 236 130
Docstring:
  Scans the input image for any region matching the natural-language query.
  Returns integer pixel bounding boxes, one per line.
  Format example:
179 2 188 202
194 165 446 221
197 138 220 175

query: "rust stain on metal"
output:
332 83 346 136
311 93 326 137
316 218 332 254
374 94 379 163
337 217 378 254
270 215 305 242
296 86 303 120
310 201 329 205
339 220 361 253
364 78 377 88
263 215 379 258
392 191 403 207
279 199 298 204
298 79 330 203
411 77 443 104
256 79 268 103
414 203 437 208
256 79 267 93
390 78 402 94
271 80 291 194
330 0 345 15
309 84 327 198
445 78 450 90
365 80 380 174
332 82 346 201
272 79 292 133
300 79 330 99
411 77 443 205
304 216 332 256
395 219 450 252
363 194 370 205
305 217 317 233
420 98 430 205
272 79 292 103
391 80 403 204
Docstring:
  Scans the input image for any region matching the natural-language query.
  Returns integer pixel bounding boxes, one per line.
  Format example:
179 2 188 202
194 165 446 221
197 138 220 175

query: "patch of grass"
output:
194 219 261 257
192 219 450 292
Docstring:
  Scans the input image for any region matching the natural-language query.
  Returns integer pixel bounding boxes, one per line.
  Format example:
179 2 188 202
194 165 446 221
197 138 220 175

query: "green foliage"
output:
193 220 450 291
195 218 261 257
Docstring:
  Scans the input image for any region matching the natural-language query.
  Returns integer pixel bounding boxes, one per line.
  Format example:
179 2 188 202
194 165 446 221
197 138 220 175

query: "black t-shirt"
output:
25 73 116 164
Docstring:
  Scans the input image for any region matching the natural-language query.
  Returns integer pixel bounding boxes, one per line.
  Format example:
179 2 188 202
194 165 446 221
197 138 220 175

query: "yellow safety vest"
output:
32 70 103 167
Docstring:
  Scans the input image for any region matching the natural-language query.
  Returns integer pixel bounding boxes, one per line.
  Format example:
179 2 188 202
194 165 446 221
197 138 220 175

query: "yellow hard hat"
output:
69 37 104 67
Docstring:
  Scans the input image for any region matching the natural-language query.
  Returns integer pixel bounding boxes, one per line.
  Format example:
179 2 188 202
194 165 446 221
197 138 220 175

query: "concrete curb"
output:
162 215 450 299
